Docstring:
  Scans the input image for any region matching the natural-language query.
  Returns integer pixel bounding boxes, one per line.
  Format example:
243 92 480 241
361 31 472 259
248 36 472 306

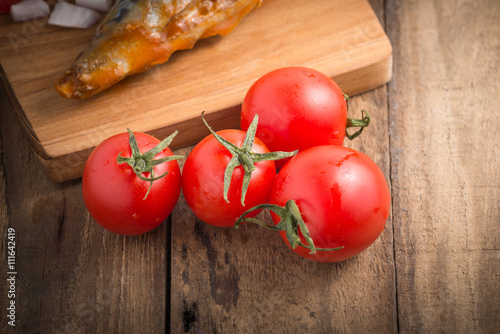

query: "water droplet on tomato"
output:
103 160 110 166
132 213 139 219
303 71 315 78
91 168 97 172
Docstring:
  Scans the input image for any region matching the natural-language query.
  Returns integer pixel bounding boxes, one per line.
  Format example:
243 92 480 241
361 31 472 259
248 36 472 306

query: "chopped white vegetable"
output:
10 0 50 22
75 0 113 12
48 1 100 29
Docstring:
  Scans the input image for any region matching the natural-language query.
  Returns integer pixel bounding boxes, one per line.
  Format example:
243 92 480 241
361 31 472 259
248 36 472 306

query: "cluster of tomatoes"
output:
82 66 391 263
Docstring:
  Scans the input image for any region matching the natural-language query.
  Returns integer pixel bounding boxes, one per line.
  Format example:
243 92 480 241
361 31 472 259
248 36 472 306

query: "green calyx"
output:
201 111 297 206
235 199 343 255
117 129 184 200
343 93 371 140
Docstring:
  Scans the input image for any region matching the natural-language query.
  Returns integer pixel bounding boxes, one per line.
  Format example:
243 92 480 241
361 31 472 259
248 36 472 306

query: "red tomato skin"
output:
82 132 181 235
241 66 347 169
182 129 276 227
270 145 391 263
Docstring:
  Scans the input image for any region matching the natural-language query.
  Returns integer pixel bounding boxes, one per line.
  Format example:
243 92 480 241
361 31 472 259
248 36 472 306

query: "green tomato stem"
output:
236 200 344 255
200 111 297 206
343 93 371 141
117 129 183 200
346 110 370 140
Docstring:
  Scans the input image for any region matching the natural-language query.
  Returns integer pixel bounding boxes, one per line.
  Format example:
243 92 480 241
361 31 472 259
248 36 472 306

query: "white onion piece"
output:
75 0 113 12
48 1 100 29
10 0 50 22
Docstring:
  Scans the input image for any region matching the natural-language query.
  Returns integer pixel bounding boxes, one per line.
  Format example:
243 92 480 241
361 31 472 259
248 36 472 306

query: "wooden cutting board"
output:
0 0 392 182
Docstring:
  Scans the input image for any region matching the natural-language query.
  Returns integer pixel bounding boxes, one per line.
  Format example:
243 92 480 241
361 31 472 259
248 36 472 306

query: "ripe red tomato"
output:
238 145 391 263
82 130 182 235
182 129 277 227
241 66 349 169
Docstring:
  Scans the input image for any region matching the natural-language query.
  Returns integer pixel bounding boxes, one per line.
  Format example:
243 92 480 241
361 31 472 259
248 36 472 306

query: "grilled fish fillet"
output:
56 0 261 99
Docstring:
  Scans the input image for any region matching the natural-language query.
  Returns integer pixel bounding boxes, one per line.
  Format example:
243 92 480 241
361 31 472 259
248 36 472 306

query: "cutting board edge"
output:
0 64 48 159
336 49 393 96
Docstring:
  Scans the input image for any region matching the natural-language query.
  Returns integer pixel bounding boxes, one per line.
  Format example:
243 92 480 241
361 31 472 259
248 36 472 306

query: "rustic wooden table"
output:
1 0 499 333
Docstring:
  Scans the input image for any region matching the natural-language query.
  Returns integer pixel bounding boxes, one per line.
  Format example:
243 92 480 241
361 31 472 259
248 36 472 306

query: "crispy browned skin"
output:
56 0 261 99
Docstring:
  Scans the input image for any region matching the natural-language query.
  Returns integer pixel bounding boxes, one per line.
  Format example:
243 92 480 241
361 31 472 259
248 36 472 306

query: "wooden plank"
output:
0 0 392 182
387 0 500 332
0 86 168 333
170 86 396 334
169 0 397 325
0 87 12 331
1 0 499 333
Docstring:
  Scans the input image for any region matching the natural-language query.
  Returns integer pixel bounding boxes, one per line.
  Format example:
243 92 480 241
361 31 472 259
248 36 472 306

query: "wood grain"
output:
0 85 169 333
170 83 398 333
0 0 392 182
169 2 398 327
1 0 499 333
0 81 12 330
387 0 500 332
